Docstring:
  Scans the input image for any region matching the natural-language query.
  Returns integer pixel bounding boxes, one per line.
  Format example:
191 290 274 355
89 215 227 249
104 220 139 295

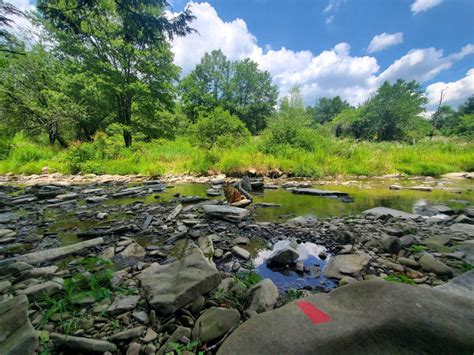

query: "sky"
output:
10 0 474 111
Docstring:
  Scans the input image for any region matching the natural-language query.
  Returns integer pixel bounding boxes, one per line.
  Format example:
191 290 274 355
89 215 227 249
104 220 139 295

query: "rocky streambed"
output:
0 175 473 354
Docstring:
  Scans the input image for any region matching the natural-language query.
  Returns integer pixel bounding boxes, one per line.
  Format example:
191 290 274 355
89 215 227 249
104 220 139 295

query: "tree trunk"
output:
118 92 133 147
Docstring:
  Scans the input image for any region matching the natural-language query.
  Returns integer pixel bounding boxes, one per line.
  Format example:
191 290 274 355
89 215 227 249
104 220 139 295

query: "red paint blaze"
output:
296 301 332 324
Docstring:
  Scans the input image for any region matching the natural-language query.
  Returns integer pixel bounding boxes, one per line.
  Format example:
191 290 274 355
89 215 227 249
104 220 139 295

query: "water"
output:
253 240 336 291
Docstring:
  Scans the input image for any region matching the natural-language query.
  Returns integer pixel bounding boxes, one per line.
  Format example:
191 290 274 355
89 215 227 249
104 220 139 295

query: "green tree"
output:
189 107 250 150
459 95 474 115
359 80 427 141
180 50 278 134
38 0 194 147
308 96 352 125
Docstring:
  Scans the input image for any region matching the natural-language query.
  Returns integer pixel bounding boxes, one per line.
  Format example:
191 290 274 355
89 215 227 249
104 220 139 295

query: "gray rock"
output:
246 279 279 314
0 261 32 277
419 253 452 276
119 243 146 259
132 311 149 324
142 328 158 343
231 246 251 260
202 205 250 222
218 280 474 355
363 207 416 219
267 247 299 267
0 238 105 266
379 235 402 254
51 333 117 353
107 295 141 316
157 327 191 355
109 326 146 341
292 188 348 197
450 223 474 237
126 342 141 355
399 234 418 247
431 204 455 215
18 278 64 301
436 270 474 300
0 281 11 293
0 295 38 355
339 276 357 286
287 216 317 226
192 307 240 344
138 252 221 316
324 254 371 279
397 257 419 268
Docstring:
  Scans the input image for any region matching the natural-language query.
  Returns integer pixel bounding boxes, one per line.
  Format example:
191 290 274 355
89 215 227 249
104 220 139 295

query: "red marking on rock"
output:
296 301 331 324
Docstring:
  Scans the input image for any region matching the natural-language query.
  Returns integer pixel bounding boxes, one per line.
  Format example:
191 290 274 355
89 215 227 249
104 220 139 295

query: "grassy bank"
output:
0 134 473 178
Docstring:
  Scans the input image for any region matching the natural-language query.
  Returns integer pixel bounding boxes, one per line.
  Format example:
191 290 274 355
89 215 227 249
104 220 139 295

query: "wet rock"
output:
266 247 299 267
202 205 250 222
246 279 279 314
207 189 221 197
363 207 416 219
0 295 38 355
324 254 371 279
379 235 402 254
1 238 105 266
450 223 474 237
51 333 117 353
231 246 250 260
192 307 240 344
138 252 221 316
419 253 452 276
218 280 474 355
18 278 64 301
292 188 348 197
109 326 146 341
107 295 141 316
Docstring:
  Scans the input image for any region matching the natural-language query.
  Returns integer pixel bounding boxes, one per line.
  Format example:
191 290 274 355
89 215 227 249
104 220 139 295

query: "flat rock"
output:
0 295 38 355
138 252 221 316
119 243 146 259
218 280 474 355
419 253 452 276
363 207 416 219
109 326 146 341
450 223 474 237
292 188 348 197
436 270 474 300
324 254 370 279
231 246 250 260
51 333 117 353
192 307 240 344
202 205 250 222
107 295 141 316
18 278 64 301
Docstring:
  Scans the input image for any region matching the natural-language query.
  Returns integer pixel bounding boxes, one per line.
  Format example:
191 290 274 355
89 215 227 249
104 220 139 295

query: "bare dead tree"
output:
430 87 447 139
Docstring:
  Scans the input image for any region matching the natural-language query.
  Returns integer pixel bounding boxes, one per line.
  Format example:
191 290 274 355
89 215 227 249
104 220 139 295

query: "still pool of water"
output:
253 240 336 291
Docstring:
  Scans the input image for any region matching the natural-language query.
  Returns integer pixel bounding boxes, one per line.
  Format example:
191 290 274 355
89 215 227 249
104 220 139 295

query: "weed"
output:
166 340 202 355
384 274 415 285
234 270 262 288
462 262 473 272
281 288 306 304
407 245 428 254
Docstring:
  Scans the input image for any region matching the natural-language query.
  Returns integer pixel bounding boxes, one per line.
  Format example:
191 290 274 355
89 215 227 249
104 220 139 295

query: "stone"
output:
266 247 299 267
339 276 357 286
202 205 250 222
119 243 146 259
231 246 251 260
142 328 157 343
126 342 141 355
0 238 105 266
109 326 146 341
323 254 371 279
157 327 191 355
292 188 348 197
86 196 107 203
0 295 38 355
363 207 416 219
287 216 318 226
246 279 279 314
0 281 11 293
436 270 474 300
132 311 149 324
51 333 117 353
218 280 474 355
450 223 474 237
97 212 108 219
419 253 452 276
379 235 402 254
18 278 64 301
399 234 418 247
138 252 221 316
431 204 455 215
397 257 419 268
192 307 240 344
107 295 141 316
197 236 214 256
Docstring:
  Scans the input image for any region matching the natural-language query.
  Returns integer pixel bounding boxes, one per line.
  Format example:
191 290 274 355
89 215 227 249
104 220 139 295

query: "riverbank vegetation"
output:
0 1 473 178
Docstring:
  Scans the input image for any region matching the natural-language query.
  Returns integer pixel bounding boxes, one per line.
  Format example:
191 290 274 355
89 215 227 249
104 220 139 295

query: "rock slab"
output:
324 254 370 279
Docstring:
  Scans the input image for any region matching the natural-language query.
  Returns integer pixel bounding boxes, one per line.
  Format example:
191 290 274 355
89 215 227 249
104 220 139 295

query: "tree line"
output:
0 0 472 150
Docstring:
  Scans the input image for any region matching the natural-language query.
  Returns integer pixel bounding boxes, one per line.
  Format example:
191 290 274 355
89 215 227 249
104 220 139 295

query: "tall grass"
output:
0 133 472 177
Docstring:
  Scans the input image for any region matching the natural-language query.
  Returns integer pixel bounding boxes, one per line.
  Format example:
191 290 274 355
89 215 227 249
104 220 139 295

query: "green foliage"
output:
180 50 278 134
462 262 473 272
235 271 262 288
282 288 305 304
307 96 352 125
166 340 202 355
384 274 415 285
407 245 428 254
189 107 251 150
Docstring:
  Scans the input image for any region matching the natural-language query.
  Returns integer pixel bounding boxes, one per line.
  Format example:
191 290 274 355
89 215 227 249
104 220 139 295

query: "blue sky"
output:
15 0 474 110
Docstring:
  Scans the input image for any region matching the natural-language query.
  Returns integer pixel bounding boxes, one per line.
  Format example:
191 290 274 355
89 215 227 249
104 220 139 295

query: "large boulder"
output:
419 253 452 276
0 295 38 355
266 247 299 267
245 279 279 314
323 254 370 279
138 252 221 316
436 270 474 300
218 280 474 355
202 205 250 222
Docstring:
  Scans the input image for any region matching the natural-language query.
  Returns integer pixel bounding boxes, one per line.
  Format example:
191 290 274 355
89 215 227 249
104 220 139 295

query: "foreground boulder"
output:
202 205 250 222
218 280 474 355
436 270 474 300
0 295 38 355
138 251 221 316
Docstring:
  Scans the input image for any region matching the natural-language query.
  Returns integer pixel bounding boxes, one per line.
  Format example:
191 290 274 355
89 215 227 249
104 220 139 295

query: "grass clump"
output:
407 245 428 254
384 274 415 285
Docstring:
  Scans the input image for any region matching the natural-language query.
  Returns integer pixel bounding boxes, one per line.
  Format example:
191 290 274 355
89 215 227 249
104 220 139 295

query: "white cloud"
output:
426 69 474 110
411 0 442 14
3 0 39 44
322 0 343 24
368 32 403 53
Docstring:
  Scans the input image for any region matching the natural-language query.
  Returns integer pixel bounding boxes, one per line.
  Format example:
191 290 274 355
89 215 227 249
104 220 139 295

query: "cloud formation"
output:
368 32 404 53
426 69 474 110
411 0 442 14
